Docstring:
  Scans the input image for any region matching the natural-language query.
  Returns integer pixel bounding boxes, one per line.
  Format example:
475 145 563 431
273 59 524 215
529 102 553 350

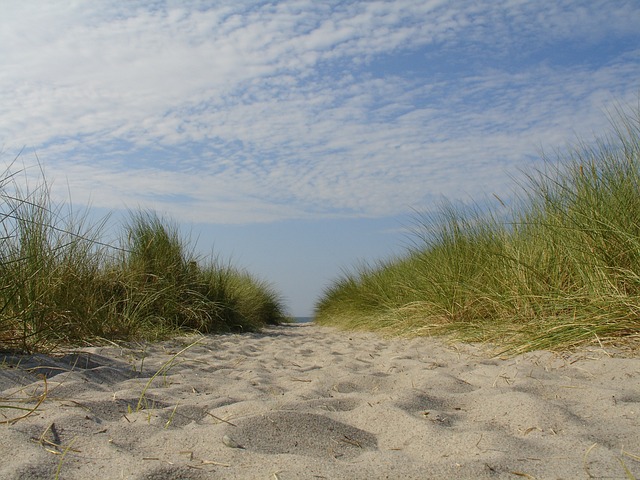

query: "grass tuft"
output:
315 105 640 354
0 162 290 353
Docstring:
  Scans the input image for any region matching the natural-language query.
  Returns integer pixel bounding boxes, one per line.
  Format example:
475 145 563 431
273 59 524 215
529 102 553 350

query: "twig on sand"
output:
136 338 203 412
35 422 81 454
201 459 231 467
0 375 48 425
340 435 362 448
510 472 537 479
206 411 237 426
584 443 599 478
54 437 77 480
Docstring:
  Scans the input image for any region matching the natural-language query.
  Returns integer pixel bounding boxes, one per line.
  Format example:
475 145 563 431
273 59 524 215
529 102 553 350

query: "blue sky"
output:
2 1 639 316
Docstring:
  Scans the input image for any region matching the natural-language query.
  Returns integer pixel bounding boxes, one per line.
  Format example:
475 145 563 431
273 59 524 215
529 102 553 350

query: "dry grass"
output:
0 163 290 353
315 105 640 355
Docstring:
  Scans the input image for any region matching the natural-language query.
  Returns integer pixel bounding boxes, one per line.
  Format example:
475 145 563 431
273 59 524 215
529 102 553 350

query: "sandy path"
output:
1 323 639 479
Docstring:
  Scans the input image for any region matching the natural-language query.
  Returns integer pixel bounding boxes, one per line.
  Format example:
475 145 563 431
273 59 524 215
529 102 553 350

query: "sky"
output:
1 1 639 317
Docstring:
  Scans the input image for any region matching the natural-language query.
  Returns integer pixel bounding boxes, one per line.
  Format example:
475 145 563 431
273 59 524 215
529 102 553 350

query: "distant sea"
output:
294 316 313 324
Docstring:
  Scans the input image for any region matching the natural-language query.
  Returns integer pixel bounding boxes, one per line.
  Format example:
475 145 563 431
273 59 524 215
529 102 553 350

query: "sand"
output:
1 323 639 479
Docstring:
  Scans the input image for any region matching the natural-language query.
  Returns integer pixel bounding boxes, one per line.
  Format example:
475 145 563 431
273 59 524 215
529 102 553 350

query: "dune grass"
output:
0 164 290 353
315 106 640 355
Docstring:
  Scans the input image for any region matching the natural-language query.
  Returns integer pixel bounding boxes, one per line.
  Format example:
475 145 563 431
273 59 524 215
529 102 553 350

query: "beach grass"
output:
0 163 290 353
315 105 640 354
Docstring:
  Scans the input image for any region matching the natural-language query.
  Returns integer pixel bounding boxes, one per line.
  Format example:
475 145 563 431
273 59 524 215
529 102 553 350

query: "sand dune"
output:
1 323 639 479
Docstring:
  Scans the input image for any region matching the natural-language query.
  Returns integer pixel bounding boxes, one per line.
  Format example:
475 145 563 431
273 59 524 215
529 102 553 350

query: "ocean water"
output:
294 316 313 323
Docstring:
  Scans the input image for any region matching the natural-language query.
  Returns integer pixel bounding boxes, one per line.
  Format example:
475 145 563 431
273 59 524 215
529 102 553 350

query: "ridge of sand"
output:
1 323 639 479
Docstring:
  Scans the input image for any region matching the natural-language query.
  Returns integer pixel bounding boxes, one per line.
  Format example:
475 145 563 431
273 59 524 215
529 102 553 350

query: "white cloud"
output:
1 1 639 224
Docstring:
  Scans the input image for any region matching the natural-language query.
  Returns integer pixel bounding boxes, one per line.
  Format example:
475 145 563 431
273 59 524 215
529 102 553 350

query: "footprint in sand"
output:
223 411 378 459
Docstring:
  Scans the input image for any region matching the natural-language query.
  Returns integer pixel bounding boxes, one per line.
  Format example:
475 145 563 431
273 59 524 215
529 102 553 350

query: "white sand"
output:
1 323 639 479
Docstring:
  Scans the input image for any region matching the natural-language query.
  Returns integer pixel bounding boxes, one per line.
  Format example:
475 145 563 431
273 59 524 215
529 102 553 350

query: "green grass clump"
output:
0 166 289 353
315 105 640 354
